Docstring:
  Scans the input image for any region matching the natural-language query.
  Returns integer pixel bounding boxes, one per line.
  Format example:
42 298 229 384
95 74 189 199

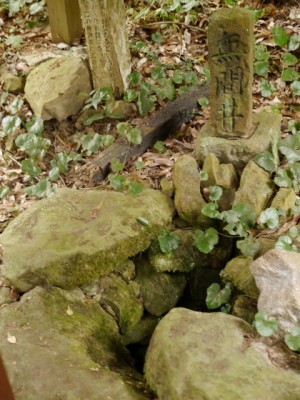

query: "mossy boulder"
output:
145 308 300 400
98 274 143 334
271 188 297 216
122 315 159 346
2 72 25 94
221 256 259 299
135 258 186 316
232 295 257 324
202 153 238 211
0 286 149 400
0 187 174 292
233 160 274 217
173 155 211 227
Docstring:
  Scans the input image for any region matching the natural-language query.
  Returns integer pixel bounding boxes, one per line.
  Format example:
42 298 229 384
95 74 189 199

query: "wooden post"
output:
46 0 82 45
78 0 131 96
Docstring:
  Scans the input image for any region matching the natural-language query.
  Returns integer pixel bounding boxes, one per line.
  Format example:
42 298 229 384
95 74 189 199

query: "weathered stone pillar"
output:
78 0 131 96
208 8 253 138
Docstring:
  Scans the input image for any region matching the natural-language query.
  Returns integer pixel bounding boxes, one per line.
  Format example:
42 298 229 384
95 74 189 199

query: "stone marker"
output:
78 0 131 95
208 8 253 138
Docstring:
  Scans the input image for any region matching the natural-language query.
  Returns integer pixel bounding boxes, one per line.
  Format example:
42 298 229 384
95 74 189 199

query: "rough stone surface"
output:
271 188 297 216
233 160 274 217
122 315 159 346
173 155 210 227
250 249 300 334
202 153 238 210
221 256 259 299
24 56 91 121
160 177 174 197
232 295 257 324
148 229 205 273
257 237 276 257
145 308 300 400
134 258 186 316
98 274 143 334
0 287 148 400
2 72 25 94
208 8 253 137
195 112 281 172
0 187 174 292
105 100 135 119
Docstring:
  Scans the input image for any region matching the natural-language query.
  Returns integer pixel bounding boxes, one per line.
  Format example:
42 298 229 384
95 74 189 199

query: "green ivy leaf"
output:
258 207 280 229
275 235 298 252
272 26 289 48
281 68 300 82
288 35 300 52
127 71 142 86
260 79 275 97
221 204 256 237
29 0 45 15
158 230 180 253
198 97 209 108
208 185 223 201
279 133 300 163
254 44 269 61
83 112 106 126
201 202 220 219
127 180 144 196
274 168 293 187
254 151 276 172
137 89 155 115
206 283 231 310
184 71 198 85
25 178 56 198
25 117 44 135
288 120 300 134
151 32 162 43
15 133 51 159
193 227 219 254
8 98 23 114
108 174 126 191
291 81 300 96
151 66 166 80
153 141 165 152
254 61 269 77
281 53 298 66
111 159 125 173
81 133 102 154
172 70 185 84
254 311 278 337
134 160 145 170
2 115 22 134
236 236 260 257
0 186 10 199
21 159 42 178
289 226 299 238
155 79 176 101
5 35 23 48
285 327 300 352
48 166 60 181
127 127 142 145
203 64 211 81
123 89 138 103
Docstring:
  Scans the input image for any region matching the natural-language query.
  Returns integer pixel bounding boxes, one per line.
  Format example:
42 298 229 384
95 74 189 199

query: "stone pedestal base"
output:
195 112 281 173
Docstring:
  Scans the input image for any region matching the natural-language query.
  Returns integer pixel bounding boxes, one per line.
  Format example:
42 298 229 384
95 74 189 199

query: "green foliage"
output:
199 170 209 181
117 122 142 145
254 151 277 172
260 79 275 97
236 236 260 258
272 26 289 48
137 89 155 115
254 311 278 337
81 133 115 155
2 115 22 135
288 35 300 52
5 35 23 48
155 78 176 101
25 178 56 198
198 96 209 108
291 81 300 96
83 112 105 126
258 208 280 229
254 45 269 77
275 235 298 252
206 283 231 310
0 186 10 199
201 202 220 219
151 31 163 43
21 158 41 178
158 229 180 253
285 327 300 352
111 159 125 173
193 227 219 253
134 160 145 170
15 133 51 159
84 87 114 110
220 204 256 237
153 140 166 152
108 174 126 191
207 185 223 201
281 68 299 82
281 53 298 66
123 89 138 103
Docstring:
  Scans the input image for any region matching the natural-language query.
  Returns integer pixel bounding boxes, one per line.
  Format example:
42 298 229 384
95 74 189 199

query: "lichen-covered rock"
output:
135 258 186 316
122 315 159 346
250 249 300 334
0 287 148 400
105 100 135 118
271 188 297 216
173 155 210 227
24 56 91 121
0 187 174 292
233 160 274 217
98 274 143 334
195 112 281 173
2 72 25 94
148 229 204 273
202 153 238 210
232 295 257 324
145 308 300 400
221 256 259 299
160 177 174 198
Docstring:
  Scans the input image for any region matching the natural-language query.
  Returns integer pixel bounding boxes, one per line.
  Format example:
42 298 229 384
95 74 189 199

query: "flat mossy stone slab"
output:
0 287 148 400
195 112 281 172
0 188 174 292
